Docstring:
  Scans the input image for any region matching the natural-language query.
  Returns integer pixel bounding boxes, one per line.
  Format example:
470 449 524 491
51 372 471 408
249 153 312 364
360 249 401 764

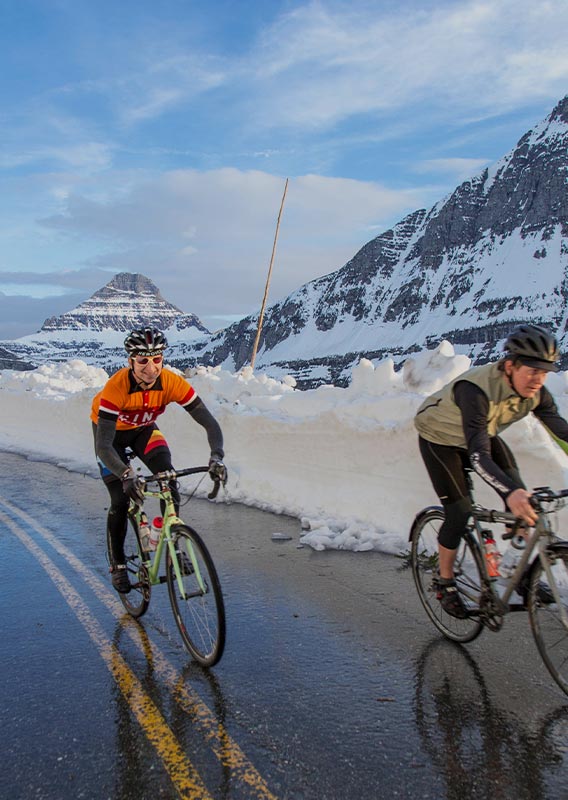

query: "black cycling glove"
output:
208 457 228 484
121 466 145 504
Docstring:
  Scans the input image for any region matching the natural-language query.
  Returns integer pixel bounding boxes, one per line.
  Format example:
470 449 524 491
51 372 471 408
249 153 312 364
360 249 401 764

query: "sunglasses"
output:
133 355 163 365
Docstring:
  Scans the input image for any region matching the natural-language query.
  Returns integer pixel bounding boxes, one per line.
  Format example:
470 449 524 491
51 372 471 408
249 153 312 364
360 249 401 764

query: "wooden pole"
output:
250 177 289 369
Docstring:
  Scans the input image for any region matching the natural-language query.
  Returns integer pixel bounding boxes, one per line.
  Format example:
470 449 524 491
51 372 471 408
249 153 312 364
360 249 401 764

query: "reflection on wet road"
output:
1 452 567 799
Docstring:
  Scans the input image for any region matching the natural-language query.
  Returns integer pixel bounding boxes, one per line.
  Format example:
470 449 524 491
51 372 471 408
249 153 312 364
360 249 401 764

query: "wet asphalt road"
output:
1 451 568 800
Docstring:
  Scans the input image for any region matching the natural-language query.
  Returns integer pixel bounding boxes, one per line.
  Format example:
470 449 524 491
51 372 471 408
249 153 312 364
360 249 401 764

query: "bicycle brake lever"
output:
502 520 527 540
208 478 221 500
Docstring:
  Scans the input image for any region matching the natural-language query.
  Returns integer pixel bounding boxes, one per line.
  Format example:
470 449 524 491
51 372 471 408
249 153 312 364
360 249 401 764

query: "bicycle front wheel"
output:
410 507 484 643
166 524 226 667
528 550 568 695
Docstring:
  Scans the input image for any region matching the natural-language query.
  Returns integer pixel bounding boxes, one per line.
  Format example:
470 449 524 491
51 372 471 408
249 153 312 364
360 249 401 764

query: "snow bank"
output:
2 343 568 555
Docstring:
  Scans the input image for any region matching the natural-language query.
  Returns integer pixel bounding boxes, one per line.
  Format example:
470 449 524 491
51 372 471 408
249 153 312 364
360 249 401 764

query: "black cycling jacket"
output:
454 381 568 499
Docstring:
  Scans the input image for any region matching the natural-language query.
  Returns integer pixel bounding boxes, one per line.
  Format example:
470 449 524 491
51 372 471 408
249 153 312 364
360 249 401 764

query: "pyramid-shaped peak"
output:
40 272 209 334
94 272 170 304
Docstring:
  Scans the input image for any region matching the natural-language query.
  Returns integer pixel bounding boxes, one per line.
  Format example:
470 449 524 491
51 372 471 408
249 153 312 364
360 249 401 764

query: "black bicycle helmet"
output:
504 324 560 372
124 327 168 356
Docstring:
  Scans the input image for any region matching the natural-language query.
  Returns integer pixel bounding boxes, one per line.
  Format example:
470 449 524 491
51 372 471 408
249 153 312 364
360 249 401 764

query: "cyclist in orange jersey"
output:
91 327 226 593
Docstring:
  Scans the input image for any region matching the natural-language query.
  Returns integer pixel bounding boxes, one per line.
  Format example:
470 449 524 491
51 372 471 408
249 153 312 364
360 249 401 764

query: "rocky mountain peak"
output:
91 272 167 301
40 272 209 334
184 94 568 386
549 94 568 124
4 96 568 389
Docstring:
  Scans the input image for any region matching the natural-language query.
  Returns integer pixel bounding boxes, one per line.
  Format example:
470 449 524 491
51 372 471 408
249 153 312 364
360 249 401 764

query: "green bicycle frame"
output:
130 484 207 599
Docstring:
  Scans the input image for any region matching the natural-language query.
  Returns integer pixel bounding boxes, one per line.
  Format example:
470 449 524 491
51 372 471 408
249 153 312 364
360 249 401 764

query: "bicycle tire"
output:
528 551 568 695
410 507 484 643
118 519 151 618
166 524 226 666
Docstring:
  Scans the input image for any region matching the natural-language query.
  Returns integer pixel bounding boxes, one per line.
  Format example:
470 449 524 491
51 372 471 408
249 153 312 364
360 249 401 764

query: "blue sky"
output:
1 0 568 340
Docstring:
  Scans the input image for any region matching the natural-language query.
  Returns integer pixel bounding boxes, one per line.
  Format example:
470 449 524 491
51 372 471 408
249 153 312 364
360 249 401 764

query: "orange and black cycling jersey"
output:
91 367 197 430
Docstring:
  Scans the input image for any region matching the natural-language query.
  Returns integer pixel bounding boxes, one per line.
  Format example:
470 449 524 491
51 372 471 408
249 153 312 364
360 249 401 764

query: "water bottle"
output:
482 530 501 579
139 514 151 552
149 516 163 550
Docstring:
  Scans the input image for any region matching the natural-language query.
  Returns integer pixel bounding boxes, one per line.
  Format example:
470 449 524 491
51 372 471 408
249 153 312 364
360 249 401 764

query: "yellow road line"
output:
0 509 212 800
0 495 278 800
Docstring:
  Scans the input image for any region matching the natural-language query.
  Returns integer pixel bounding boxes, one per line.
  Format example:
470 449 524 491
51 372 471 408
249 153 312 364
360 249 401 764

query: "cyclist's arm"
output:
533 386 568 442
454 380 520 499
184 397 224 460
95 417 130 478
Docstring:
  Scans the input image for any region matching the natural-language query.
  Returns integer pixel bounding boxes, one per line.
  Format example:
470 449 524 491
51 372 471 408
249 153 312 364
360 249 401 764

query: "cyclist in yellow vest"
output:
414 324 568 617
91 327 226 593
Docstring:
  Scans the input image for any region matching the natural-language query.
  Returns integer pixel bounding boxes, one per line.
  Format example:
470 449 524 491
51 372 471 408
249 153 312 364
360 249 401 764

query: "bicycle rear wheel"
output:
410 507 484 643
118 519 151 618
166 524 225 667
528 550 568 695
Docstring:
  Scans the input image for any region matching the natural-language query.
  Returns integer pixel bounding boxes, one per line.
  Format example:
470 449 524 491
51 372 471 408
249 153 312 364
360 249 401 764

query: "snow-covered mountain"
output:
4 273 210 373
41 272 208 334
189 95 568 385
3 96 568 386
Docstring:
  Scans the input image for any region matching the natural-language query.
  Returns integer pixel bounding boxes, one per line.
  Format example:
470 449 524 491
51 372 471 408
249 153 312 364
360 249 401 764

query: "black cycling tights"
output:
418 435 523 550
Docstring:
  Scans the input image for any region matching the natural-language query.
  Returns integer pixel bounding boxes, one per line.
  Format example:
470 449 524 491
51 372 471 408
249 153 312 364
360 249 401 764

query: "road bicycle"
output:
113 463 226 667
409 468 568 695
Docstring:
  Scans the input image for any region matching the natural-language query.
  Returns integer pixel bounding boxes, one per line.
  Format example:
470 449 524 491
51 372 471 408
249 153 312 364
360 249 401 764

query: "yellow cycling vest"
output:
414 362 540 448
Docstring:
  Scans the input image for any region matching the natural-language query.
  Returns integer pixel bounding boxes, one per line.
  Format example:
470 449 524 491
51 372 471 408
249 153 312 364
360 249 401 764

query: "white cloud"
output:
0 102 114 173
2 0 566 176
242 0 568 130
41 168 418 246
36 167 425 324
412 157 490 182
0 137 113 173
114 54 227 126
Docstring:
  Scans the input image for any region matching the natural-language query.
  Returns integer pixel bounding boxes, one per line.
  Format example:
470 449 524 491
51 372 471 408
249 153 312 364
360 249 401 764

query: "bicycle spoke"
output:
410 509 484 643
529 554 568 695
166 525 225 667
117 519 151 618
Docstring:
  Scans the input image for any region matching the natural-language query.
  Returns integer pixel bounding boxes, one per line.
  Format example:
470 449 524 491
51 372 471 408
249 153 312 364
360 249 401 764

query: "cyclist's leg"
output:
418 438 471 559
418 438 472 616
89 464 131 592
92 423 132 592
133 425 181 513
104 479 129 561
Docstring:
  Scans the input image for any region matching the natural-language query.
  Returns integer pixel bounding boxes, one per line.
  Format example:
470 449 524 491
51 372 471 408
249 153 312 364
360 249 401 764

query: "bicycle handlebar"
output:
139 465 223 500
531 486 568 503
474 486 568 530
141 466 209 483
473 507 517 525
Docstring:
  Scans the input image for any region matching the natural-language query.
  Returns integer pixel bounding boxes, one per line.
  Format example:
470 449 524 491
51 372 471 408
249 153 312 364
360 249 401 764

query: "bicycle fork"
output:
167 536 208 600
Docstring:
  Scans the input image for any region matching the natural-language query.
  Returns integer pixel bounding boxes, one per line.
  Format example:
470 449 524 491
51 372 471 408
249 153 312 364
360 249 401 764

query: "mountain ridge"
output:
40 272 209 334
1 272 211 373
3 95 568 387
190 94 568 384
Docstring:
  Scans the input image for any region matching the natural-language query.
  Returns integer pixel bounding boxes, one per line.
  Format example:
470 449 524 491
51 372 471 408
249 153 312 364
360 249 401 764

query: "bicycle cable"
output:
177 474 208 508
